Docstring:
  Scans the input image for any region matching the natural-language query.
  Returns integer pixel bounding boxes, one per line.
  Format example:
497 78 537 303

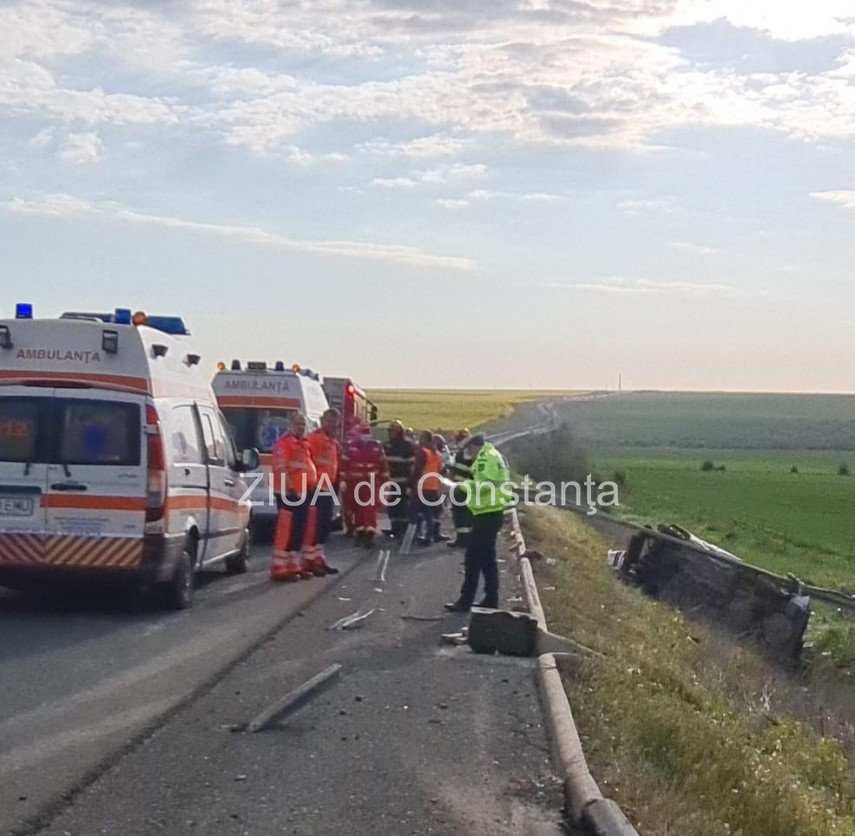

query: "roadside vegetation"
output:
367 389 585 432
526 506 855 836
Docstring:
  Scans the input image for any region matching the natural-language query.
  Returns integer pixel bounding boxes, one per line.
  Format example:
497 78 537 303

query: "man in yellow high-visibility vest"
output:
444 434 512 612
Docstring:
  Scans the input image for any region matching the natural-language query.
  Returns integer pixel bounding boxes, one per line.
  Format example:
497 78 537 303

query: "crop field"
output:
367 389 587 433
555 393 855 590
560 391 855 451
595 449 855 589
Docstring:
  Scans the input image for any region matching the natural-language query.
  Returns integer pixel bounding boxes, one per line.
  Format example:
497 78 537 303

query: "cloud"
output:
671 241 718 256
61 132 103 164
469 188 561 202
358 136 466 159
5 194 476 271
619 197 677 216
551 278 741 296
5 0 855 159
420 163 487 184
668 1 855 41
520 192 562 202
810 190 855 210
371 177 418 188
435 198 470 210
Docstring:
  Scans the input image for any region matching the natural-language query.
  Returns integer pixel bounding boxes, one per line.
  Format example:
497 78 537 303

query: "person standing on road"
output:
446 428 475 548
383 420 415 539
306 408 342 576
410 430 446 545
445 434 512 611
270 413 318 582
341 424 390 548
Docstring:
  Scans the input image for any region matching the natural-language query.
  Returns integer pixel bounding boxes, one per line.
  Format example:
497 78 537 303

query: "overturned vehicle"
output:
608 523 811 657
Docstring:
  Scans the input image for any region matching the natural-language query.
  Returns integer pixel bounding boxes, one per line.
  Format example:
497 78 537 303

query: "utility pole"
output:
618 373 622 393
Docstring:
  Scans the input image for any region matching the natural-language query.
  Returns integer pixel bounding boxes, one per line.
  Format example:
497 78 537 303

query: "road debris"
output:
372 548 391 583
246 663 343 733
329 608 376 631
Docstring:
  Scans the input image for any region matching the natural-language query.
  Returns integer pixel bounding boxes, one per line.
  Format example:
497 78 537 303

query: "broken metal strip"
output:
247 663 343 733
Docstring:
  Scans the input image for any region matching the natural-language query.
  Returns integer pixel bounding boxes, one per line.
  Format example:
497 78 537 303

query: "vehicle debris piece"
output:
329 608 376 631
609 523 811 656
246 663 343 733
372 549 391 583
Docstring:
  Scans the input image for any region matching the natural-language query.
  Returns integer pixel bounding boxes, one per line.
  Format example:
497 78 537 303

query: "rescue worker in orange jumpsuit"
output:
341 424 390 548
306 407 342 576
410 430 446 546
270 412 318 581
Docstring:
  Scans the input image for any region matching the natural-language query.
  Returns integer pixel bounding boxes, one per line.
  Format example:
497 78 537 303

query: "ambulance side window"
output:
199 412 225 466
169 406 203 464
216 412 237 470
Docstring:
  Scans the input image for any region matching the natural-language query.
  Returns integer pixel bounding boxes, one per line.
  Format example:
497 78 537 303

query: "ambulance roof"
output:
0 316 211 401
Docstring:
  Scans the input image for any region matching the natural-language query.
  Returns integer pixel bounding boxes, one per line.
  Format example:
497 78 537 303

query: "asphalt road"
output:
0 540 369 836
3 530 564 835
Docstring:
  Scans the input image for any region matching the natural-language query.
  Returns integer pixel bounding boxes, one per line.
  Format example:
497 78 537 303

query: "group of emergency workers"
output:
269 412 512 612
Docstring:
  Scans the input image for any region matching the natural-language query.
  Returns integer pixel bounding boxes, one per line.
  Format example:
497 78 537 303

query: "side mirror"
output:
370 404 378 422
241 448 260 471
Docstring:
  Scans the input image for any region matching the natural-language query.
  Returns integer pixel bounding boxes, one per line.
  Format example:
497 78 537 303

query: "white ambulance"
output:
0 305 258 609
212 361 329 524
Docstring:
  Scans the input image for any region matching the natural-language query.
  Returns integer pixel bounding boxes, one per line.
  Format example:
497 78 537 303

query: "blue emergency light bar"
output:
16 303 33 319
114 308 132 325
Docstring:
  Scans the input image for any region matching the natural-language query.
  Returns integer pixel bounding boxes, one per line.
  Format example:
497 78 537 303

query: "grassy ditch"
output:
524 506 855 836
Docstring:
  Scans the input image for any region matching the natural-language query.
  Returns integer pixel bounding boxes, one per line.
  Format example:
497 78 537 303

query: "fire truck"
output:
322 377 378 441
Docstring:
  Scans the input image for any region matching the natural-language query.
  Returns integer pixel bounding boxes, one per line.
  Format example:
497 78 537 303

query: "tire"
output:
160 547 195 610
225 527 251 575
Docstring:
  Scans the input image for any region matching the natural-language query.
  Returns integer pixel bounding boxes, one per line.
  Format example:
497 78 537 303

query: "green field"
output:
563 391 855 450
559 393 855 590
367 389 586 433
595 448 855 589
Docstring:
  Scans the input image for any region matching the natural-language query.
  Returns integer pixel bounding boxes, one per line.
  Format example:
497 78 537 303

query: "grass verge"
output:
524 505 855 836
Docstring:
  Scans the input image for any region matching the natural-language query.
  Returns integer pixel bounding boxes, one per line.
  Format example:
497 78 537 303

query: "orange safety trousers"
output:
270 495 326 581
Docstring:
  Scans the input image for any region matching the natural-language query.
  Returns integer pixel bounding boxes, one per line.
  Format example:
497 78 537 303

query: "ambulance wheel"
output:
161 548 195 610
226 527 251 575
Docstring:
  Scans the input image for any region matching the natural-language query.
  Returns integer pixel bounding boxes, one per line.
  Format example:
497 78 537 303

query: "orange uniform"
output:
269 432 319 582
419 448 442 493
341 432 390 543
305 428 341 574
271 432 318 497
306 427 340 487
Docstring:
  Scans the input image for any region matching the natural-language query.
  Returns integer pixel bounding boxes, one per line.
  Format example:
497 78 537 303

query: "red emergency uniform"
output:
306 428 341 574
340 432 390 542
269 432 318 581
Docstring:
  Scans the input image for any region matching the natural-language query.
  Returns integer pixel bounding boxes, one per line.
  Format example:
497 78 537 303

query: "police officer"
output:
444 434 512 612
383 420 415 539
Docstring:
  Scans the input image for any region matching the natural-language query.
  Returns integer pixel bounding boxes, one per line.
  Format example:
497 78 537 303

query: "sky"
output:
2 1 854 392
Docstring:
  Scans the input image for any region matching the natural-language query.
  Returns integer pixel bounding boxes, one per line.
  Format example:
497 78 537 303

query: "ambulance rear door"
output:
43 390 146 570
